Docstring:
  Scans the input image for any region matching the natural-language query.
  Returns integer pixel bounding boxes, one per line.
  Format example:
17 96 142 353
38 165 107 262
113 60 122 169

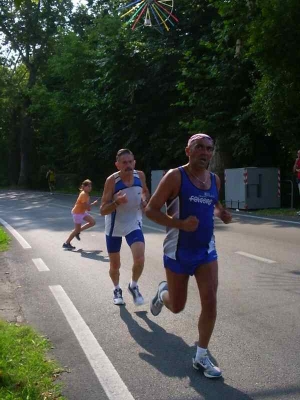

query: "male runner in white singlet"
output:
100 149 150 305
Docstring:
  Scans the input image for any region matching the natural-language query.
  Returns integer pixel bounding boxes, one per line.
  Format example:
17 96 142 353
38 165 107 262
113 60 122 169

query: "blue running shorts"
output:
106 229 145 253
163 247 218 276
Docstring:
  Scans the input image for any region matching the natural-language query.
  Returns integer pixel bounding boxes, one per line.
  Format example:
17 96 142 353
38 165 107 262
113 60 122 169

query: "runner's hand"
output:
181 216 199 232
220 209 232 224
140 199 148 212
115 191 128 204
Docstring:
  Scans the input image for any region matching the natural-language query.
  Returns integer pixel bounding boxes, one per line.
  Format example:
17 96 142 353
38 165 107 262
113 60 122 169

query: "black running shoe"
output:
113 288 125 305
75 233 81 241
62 242 75 250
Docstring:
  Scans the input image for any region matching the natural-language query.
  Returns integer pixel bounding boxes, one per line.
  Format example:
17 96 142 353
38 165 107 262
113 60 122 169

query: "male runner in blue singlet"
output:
145 134 232 379
100 149 150 306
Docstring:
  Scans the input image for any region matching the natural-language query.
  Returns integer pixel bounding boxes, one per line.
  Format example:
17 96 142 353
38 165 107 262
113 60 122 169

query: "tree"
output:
0 0 72 186
0 64 27 185
248 0 300 155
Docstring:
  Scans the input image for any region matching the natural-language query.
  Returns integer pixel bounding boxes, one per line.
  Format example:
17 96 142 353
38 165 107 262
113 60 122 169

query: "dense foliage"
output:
0 0 299 193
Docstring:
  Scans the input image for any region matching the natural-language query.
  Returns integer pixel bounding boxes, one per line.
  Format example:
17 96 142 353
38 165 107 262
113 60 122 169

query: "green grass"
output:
0 227 10 252
0 321 65 400
0 228 65 399
250 208 300 217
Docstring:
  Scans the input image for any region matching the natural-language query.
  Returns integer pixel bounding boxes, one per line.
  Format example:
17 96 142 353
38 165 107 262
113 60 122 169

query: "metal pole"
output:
281 180 294 209
290 181 294 209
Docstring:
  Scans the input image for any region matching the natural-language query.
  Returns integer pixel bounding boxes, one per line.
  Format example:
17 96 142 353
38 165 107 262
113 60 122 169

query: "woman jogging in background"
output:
63 179 98 250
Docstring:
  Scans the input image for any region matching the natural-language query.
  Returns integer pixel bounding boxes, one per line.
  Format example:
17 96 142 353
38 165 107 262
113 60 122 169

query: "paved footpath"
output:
1 195 300 400
1 209 299 324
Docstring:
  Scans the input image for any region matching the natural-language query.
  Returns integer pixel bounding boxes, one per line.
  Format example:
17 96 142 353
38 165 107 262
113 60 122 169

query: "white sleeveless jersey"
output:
105 170 143 237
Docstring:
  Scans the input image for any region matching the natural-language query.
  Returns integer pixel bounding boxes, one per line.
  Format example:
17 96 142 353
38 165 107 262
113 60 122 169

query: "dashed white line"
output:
32 258 50 272
235 251 276 264
49 285 135 400
0 218 31 249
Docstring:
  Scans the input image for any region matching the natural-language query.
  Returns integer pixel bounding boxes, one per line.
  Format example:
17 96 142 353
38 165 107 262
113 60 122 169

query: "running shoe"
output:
62 242 75 250
75 233 81 241
192 354 222 378
113 288 125 305
128 284 144 306
150 281 168 316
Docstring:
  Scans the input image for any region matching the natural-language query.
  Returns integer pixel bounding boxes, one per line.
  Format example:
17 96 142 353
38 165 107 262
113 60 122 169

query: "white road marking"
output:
0 218 31 249
233 212 300 225
49 285 135 400
143 224 165 232
32 258 50 272
235 251 276 264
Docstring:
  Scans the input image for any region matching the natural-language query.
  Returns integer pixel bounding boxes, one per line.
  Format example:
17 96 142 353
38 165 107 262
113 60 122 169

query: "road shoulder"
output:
0 251 24 323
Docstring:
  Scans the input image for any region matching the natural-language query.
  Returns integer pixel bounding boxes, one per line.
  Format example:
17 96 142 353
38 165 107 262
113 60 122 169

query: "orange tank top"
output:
72 191 89 214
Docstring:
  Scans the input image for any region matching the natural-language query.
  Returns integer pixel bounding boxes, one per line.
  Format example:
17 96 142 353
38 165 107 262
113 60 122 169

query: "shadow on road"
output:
75 249 109 262
119 308 253 400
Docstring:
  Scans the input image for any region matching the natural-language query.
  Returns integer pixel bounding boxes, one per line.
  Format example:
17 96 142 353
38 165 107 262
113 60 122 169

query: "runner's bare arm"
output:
293 159 298 173
138 170 150 206
100 176 117 216
214 174 232 224
145 169 184 229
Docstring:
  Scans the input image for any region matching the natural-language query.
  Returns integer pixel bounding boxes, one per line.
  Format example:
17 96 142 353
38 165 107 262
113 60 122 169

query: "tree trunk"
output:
8 108 21 186
209 138 232 175
210 138 232 201
18 66 36 187
18 103 33 187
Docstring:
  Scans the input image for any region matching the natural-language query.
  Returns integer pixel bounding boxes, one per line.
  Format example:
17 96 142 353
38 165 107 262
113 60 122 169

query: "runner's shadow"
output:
119 308 253 400
75 249 109 262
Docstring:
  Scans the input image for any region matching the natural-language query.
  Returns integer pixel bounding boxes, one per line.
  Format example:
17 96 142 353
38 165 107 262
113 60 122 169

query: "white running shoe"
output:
128 284 144 306
150 281 168 316
193 354 222 378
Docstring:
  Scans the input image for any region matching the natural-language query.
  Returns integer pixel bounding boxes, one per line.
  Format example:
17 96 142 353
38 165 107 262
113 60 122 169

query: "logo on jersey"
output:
189 195 213 205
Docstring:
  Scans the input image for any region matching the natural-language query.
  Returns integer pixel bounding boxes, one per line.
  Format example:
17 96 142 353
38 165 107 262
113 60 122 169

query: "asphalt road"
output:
1 190 300 400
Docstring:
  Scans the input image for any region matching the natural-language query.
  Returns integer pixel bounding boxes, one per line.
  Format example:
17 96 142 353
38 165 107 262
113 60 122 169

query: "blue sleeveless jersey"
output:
163 167 218 260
